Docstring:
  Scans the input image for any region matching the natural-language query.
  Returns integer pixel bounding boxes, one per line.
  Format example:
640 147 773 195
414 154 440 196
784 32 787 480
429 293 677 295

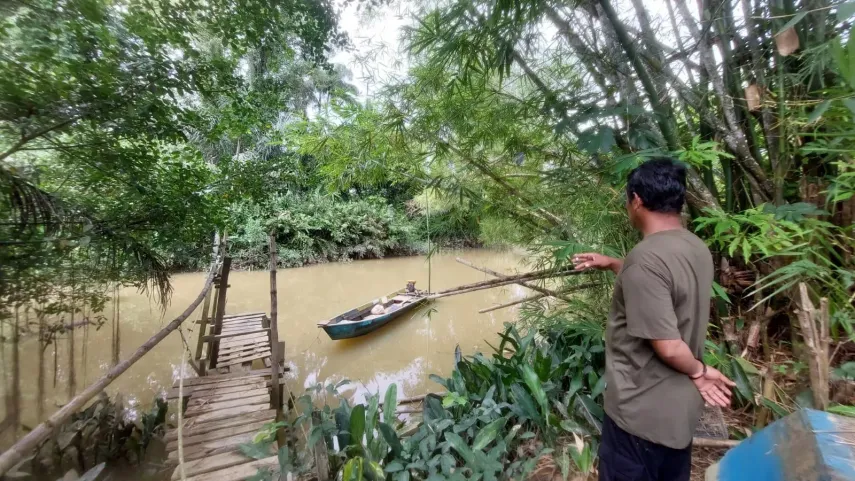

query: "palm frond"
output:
0 163 62 233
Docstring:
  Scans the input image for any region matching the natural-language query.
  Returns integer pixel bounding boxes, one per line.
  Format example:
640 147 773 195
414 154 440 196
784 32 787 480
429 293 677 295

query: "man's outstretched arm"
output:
573 253 623 275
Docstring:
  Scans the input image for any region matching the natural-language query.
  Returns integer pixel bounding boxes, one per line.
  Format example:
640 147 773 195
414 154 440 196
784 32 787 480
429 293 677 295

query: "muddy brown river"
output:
6 249 526 428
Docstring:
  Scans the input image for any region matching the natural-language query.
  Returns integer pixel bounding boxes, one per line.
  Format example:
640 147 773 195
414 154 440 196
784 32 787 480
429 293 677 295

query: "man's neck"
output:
640 213 684 237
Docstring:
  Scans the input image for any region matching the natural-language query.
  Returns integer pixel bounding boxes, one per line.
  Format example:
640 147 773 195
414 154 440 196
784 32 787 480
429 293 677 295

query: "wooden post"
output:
208 256 232 369
795 283 829 410
202 268 221 374
268 234 282 413
194 287 213 362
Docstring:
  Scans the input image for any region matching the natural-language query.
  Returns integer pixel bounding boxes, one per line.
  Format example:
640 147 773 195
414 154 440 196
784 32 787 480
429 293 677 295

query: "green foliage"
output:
249 324 606 480
695 204 854 315
676 136 734 168
227 192 422 269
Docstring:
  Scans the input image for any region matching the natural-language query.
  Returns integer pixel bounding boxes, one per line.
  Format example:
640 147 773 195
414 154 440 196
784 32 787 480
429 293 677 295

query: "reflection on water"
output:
3 249 526 428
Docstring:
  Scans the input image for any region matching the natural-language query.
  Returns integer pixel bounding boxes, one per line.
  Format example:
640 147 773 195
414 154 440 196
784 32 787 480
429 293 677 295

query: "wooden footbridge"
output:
0 239 291 481
162 252 289 480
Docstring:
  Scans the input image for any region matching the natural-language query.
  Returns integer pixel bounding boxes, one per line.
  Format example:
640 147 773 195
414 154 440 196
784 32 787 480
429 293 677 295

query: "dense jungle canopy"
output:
2 0 855 478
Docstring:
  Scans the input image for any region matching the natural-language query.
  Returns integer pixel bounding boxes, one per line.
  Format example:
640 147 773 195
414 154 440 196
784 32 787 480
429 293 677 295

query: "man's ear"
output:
630 193 643 210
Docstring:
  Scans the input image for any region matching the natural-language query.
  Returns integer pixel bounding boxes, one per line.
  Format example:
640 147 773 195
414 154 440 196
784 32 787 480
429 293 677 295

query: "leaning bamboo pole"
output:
455 257 573 302
427 267 585 300
479 282 602 313
0 259 222 477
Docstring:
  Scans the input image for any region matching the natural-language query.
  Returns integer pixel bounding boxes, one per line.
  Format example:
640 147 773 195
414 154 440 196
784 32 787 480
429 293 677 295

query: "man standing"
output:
573 159 735 481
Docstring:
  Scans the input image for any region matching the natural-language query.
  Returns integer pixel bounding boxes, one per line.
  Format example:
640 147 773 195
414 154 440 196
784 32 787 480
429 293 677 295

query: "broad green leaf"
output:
735 356 760 375
575 394 605 423
383 384 397 424
521 365 548 415
591 374 607 399
828 404 855 417
385 461 405 473
366 461 385 480
444 432 476 465
807 100 832 124
472 417 506 450
378 422 402 456
429 374 449 389
350 404 366 446
560 418 591 435
503 424 521 444
343 457 362 481
510 384 541 423
761 398 790 418
711 282 731 304
730 358 755 403
239 441 273 460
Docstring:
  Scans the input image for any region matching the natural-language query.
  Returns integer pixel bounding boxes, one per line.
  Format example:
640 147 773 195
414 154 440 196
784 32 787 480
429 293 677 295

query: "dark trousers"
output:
598 415 691 481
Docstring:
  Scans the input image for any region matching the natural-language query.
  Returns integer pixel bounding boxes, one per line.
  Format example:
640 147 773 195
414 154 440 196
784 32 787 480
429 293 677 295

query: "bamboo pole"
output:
479 283 602 313
12 306 21 439
208 257 232 368
268 234 281 413
429 266 583 298
692 438 740 448
455 257 573 302
177 349 188 481
378 393 445 406
194 287 212 362
37 308 45 422
0 260 221 477
479 292 549 313
204 273 221 373
68 283 76 400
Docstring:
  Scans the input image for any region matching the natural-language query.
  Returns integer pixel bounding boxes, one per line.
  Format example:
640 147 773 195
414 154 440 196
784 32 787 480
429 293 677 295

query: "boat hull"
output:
320 297 427 340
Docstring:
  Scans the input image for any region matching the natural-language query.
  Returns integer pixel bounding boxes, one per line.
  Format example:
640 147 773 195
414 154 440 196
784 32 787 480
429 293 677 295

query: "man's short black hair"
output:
626 158 687 214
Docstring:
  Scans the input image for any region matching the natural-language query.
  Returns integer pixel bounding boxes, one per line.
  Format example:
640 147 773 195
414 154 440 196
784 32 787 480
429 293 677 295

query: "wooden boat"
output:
317 288 429 340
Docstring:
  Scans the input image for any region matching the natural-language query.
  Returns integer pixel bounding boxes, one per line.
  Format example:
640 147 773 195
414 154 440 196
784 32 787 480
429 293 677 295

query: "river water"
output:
7 249 526 429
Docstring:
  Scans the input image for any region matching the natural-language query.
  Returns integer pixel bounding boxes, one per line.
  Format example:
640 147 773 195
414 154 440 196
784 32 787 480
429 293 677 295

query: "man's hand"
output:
572 253 623 275
691 366 736 407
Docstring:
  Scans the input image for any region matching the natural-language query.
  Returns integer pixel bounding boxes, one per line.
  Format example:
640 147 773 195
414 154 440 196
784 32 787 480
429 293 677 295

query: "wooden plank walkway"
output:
167 312 287 481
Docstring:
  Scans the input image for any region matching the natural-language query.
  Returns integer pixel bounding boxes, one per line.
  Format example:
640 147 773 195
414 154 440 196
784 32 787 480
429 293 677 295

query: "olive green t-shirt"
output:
604 228 713 449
